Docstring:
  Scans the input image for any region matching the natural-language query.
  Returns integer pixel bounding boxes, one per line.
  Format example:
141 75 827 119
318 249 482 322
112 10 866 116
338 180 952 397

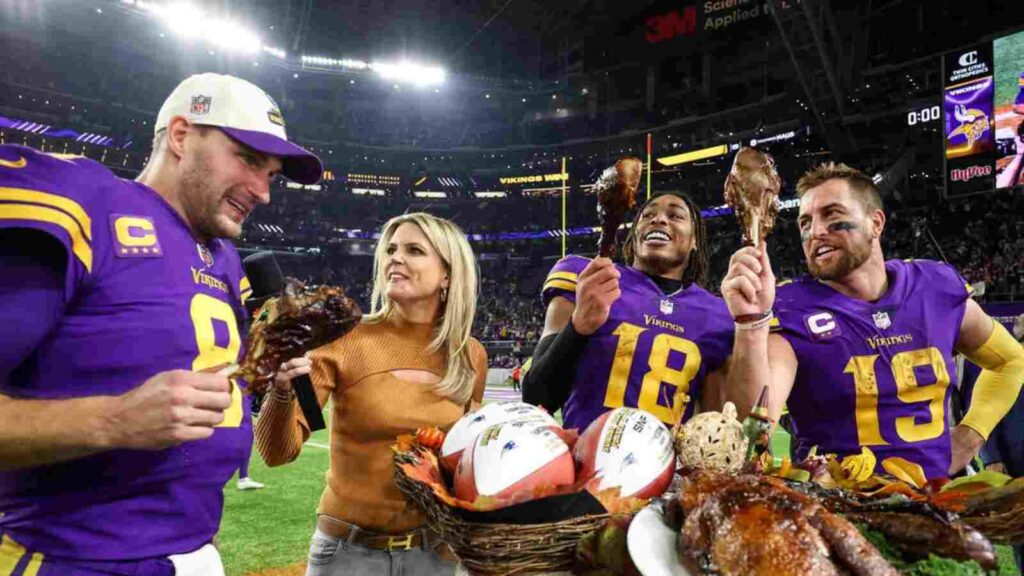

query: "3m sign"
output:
645 6 697 44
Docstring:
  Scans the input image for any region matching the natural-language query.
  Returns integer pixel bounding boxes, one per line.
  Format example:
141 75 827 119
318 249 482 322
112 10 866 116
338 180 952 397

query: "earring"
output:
441 288 448 303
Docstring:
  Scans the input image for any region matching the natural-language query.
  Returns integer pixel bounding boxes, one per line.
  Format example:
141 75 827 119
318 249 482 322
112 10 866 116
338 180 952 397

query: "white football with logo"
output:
440 402 556 471
453 421 575 502
573 407 675 499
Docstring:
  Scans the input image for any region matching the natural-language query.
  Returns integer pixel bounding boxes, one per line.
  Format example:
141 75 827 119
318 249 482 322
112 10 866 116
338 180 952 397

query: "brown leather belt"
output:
316 516 426 551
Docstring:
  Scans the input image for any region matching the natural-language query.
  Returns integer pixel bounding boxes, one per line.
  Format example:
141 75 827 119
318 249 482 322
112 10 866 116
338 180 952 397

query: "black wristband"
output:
522 320 590 412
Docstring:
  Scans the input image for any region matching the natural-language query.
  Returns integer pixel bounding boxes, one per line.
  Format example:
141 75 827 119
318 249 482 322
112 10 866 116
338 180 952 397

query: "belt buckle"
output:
386 533 415 551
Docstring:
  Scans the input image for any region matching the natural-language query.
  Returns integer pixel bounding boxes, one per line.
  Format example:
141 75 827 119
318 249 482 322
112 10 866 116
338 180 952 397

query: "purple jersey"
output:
773 259 972 479
0 145 252 561
542 255 733 431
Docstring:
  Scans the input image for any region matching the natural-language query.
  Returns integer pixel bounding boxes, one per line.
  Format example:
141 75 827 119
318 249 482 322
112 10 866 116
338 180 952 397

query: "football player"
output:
722 162 1024 479
0 74 321 575
523 191 733 431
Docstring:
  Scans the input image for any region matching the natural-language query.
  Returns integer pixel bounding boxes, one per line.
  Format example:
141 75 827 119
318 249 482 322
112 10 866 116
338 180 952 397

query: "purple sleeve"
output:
540 255 589 307
0 230 66 386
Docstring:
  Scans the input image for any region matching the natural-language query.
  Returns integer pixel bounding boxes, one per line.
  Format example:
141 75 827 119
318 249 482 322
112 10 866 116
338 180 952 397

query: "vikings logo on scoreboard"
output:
948 104 991 149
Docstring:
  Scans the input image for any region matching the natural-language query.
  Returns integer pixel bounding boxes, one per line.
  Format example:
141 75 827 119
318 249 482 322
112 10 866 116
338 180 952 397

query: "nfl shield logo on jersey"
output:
197 244 214 267
660 299 674 315
190 95 212 115
872 310 891 330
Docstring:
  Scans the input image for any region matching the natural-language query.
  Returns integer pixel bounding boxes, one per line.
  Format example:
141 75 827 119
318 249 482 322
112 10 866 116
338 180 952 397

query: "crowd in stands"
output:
2 33 1019 373
263 187 1022 371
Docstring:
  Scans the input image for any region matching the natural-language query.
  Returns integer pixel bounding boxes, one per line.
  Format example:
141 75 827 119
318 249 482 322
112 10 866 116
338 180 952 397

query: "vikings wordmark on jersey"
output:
773 259 973 479
0 145 252 564
542 255 733 431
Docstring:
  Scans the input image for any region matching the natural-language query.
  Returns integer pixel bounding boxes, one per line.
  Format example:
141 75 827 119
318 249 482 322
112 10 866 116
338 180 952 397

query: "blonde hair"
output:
796 162 883 212
364 213 479 405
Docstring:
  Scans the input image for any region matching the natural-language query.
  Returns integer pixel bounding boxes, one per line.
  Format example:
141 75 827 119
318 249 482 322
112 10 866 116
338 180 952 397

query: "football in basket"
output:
574 407 675 498
454 420 575 502
440 401 556 471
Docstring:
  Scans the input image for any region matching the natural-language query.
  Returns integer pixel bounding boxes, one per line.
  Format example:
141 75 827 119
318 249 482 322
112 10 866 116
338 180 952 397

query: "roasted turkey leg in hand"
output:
723 147 782 246
595 157 642 258
237 278 362 395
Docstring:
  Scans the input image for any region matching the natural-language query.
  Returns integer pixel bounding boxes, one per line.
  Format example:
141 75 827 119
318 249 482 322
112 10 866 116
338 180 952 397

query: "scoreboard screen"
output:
994 29 1024 189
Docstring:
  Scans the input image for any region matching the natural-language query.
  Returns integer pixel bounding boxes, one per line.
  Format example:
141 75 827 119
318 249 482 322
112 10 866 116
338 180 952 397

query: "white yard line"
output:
305 441 330 450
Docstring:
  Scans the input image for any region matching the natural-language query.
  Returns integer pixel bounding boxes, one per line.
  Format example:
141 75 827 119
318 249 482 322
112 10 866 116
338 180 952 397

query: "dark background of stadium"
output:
3 0 1023 367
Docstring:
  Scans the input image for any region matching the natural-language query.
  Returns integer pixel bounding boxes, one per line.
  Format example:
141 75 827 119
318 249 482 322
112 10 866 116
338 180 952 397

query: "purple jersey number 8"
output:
189 293 244 428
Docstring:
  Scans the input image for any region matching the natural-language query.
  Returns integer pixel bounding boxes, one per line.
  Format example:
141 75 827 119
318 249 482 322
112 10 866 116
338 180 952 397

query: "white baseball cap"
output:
155 73 322 184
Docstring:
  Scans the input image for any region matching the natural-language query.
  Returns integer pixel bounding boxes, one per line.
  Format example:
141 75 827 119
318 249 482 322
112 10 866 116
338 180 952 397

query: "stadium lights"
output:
299 56 444 87
138 2 265 55
372 61 446 87
263 46 286 59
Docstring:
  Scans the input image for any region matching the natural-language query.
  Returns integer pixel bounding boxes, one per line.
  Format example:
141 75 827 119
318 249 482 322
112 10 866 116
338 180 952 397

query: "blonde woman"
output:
255 212 487 576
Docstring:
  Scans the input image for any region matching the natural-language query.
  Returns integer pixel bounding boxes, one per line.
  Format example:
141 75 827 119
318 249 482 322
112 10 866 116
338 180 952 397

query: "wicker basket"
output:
394 450 610 575
962 482 1024 545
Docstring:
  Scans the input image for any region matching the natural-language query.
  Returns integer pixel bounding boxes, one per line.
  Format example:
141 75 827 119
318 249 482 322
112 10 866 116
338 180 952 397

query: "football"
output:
453 420 576 503
440 401 556 471
573 407 675 498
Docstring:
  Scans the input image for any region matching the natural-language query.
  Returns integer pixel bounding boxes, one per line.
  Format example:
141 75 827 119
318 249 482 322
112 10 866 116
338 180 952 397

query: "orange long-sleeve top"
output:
254 315 487 533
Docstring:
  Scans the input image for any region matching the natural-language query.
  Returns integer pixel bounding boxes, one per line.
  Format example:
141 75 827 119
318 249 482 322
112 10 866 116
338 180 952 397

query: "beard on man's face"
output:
179 156 238 241
806 234 872 280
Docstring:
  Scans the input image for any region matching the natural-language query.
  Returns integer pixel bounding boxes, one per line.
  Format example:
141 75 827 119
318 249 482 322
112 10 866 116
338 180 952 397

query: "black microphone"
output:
242 251 285 315
242 251 326 431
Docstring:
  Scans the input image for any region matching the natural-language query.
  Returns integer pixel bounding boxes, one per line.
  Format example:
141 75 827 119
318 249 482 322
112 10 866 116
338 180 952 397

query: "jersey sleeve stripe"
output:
1 534 26 575
0 187 92 241
546 271 579 283
543 279 578 293
22 550 43 576
0 203 93 272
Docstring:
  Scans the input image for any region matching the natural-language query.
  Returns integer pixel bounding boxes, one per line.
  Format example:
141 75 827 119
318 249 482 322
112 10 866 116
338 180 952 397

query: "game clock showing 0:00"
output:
907 105 942 126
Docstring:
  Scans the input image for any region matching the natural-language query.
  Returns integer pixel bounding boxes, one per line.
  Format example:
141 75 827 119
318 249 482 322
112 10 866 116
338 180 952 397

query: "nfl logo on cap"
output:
190 95 212 116
155 73 323 184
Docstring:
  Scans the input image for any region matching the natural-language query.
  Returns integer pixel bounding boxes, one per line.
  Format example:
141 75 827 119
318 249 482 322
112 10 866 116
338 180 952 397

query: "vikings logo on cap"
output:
190 95 212 116
264 92 285 127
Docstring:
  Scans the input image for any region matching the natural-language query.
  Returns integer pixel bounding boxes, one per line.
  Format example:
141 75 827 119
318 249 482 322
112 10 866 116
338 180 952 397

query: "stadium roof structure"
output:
3 0 1024 164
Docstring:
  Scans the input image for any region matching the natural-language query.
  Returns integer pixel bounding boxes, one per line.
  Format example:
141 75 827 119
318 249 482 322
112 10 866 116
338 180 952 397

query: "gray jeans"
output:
305 528 462 576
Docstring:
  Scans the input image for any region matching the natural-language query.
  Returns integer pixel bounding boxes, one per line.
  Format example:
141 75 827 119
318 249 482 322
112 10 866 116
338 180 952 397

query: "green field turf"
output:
219 409 332 575
218 396 1020 576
